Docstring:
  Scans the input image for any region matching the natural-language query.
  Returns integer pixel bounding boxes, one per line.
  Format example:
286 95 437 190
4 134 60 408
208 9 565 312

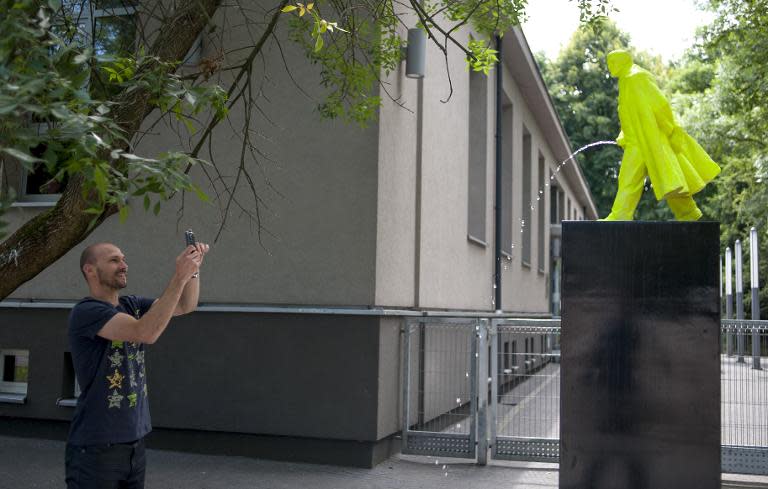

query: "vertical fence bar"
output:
490 320 498 459
469 321 479 459
402 320 413 451
477 320 489 465
737 240 745 363
727 246 734 356
751 228 762 370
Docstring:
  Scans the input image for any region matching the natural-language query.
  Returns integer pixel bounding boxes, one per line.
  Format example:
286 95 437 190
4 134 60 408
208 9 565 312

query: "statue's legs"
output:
667 195 702 221
604 147 645 221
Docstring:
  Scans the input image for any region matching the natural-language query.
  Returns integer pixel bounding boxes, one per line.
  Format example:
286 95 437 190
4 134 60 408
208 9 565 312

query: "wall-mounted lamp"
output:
403 28 426 79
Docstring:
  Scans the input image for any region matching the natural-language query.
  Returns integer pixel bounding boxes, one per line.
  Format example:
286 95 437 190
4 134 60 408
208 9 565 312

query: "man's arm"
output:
173 273 200 316
97 246 201 344
173 242 208 316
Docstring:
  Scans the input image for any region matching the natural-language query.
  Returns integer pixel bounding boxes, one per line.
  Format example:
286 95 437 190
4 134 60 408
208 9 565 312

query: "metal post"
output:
751 228 762 370
720 254 723 312
401 321 413 452
469 321 479 460
489 320 499 460
726 247 734 356
477 320 489 465
736 240 745 362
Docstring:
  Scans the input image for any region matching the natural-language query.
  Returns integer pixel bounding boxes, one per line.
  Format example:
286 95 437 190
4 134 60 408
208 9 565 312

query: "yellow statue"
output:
603 50 720 221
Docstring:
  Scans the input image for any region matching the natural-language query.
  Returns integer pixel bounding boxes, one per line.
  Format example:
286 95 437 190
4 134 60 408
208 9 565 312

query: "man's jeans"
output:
65 439 146 489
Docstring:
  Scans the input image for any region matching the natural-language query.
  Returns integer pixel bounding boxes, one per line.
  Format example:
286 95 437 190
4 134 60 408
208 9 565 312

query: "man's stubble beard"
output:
97 268 127 290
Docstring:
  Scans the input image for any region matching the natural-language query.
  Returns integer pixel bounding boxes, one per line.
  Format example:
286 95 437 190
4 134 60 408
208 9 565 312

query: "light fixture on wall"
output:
403 28 426 79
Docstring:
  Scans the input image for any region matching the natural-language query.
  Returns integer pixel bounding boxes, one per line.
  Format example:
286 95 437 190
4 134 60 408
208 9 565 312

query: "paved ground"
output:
2 435 768 489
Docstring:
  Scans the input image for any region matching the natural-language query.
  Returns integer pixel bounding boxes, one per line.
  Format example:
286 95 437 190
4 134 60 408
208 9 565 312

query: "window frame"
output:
0 349 30 396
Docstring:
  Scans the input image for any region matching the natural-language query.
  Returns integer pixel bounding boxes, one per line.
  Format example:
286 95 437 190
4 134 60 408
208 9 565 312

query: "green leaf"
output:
192 184 209 203
118 205 129 223
93 166 108 197
0 147 44 165
143 195 150 211
314 34 324 52
282 5 298 12
153 201 161 215
73 49 91 65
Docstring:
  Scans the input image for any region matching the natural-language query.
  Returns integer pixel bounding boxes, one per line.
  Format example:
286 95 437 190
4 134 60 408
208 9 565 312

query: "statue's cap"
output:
607 50 632 78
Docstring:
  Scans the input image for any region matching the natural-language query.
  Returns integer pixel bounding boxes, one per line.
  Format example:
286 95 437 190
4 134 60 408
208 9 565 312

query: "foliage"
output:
538 19 667 220
0 0 226 234
665 0 768 315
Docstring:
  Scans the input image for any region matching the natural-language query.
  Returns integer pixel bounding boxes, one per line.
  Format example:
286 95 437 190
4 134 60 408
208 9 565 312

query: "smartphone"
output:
185 229 196 247
185 229 200 278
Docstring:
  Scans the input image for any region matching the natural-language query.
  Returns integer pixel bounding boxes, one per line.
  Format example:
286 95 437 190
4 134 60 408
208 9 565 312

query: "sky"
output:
521 0 716 62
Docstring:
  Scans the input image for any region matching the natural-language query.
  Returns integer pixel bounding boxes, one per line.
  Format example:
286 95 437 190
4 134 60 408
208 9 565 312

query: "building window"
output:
14 139 67 203
501 99 514 256
511 340 517 367
537 153 546 272
0 349 29 403
550 185 558 224
468 71 488 245
16 1 138 205
57 352 80 407
58 1 138 56
521 127 532 266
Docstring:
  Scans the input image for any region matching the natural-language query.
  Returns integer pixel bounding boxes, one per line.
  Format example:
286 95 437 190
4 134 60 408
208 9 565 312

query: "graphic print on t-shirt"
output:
105 340 147 409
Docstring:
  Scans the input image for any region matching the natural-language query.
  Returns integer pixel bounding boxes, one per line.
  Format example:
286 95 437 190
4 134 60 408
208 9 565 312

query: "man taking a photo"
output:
65 240 209 488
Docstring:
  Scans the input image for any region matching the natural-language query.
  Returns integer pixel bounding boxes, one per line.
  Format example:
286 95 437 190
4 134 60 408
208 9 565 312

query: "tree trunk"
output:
0 0 221 301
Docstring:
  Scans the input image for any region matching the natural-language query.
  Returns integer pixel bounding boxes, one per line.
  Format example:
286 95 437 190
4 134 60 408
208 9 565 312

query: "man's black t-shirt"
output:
67 295 155 446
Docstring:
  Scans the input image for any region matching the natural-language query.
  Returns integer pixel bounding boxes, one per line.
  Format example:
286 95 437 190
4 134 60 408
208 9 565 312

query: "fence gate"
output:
721 319 768 475
401 318 480 459
401 316 768 475
490 319 561 463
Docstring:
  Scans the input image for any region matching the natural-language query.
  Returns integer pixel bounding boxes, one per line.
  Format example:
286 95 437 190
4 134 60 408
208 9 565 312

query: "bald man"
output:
65 241 208 489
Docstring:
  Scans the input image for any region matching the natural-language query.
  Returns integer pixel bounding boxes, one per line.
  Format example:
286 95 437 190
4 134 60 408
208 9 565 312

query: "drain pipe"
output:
494 35 503 312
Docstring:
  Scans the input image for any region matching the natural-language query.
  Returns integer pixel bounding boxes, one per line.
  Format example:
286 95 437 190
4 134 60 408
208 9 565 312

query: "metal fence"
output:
401 316 768 475
491 319 561 463
721 319 768 474
401 317 479 459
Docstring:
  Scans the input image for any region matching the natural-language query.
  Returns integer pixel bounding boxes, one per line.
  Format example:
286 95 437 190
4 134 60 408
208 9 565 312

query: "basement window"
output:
57 352 80 408
0 349 29 404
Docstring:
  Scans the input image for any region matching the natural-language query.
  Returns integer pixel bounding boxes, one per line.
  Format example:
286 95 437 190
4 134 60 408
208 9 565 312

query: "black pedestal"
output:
560 221 720 489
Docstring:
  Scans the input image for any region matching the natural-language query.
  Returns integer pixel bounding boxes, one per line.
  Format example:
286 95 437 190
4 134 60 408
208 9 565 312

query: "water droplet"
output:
445 473 448 477
556 167 561 172
521 220 525 226
443 465 447 469
539 189 544 195
465 372 469 377
536 196 541 201
511 244 515 249
436 460 439 465
550 175 555 180
530 205 535 210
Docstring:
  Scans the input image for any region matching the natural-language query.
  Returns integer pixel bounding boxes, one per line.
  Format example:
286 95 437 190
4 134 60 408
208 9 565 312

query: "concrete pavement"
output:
2 435 767 488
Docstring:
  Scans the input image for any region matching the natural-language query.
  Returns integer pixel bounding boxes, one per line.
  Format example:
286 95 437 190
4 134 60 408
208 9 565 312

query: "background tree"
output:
667 0 768 315
0 0 613 300
538 19 668 220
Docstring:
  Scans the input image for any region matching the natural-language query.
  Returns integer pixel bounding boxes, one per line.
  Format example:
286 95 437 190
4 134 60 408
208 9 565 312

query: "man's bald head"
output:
80 243 116 279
